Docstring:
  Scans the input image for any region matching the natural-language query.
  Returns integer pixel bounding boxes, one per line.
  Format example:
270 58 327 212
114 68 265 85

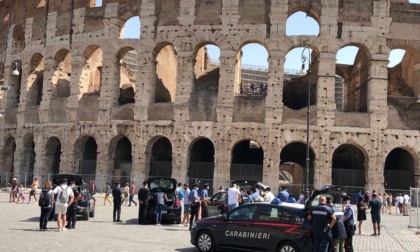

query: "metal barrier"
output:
409 188 420 233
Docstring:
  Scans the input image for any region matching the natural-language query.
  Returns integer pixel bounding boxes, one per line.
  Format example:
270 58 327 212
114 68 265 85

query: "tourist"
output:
9 178 18 202
403 192 410 216
227 183 241 210
53 178 74 232
368 193 382 236
28 178 39 204
298 191 305 204
38 181 54 231
179 183 190 227
16 183 25 203
112 182 123 222
154 188 167 225
123 183 129 206
356 196 366 235
128 182 137 207
104 182 113 206
66 181 80 229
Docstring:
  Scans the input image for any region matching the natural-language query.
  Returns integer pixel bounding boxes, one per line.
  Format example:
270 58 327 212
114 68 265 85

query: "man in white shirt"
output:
395 193 403 215
227 184 241 211
263 187 275 203
53 178 74 232
403 192 410 216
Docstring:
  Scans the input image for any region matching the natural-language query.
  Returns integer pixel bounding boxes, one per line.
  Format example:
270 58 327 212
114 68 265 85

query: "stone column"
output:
133 52 155 121
174 52 194 122
263 140 280 190
171 130 189 183
316 52 337 128
16 57 30 128
366 134 385 192
368 55 389 130
265 51 285 124
213 143 231 192
67 55 84 122
39 57 56 123
98 54 119 123
216 49 237 123
314 131 332 187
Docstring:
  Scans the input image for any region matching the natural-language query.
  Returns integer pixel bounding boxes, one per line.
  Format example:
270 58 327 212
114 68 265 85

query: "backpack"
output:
39 190 50 208
178 188 184 199
59 185 70 203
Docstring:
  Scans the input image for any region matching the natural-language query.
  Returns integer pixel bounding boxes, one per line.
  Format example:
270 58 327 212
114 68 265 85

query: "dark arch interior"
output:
230 140 263 182
115 137 132 162
2 137 16 174
149 137 173 177
384 148 415 190
332 144 365 190
23 137 36 174
190 138 214 162
188 139 215 190
45 137 61 174
280 142 315 168
80 137 97 176
113 137 132 185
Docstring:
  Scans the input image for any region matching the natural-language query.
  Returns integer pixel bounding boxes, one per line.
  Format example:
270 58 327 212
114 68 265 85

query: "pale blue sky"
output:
113 0 420 70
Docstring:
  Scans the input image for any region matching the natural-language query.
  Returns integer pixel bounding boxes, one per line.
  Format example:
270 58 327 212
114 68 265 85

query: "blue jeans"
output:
313 237 329 252
156 204 164 224
228 203 238 211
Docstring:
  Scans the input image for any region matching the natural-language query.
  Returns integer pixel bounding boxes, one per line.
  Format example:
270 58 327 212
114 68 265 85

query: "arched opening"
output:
117 47 137 105
27 53 44 106
7 61 22 108
230 140 263 182
280 142 315 189
111 137 132 185
334 74 347 112
235 43 268 97
52 49 72 98
120 16 141 39
188 138 215 193
336 45 369 112
191 44 220 121
93 0 102 7
76 136 97 182
332 144 366 193
2 137 16 173
45 137 61 175
384 148 415 191
154 44 177 103
149 137 172 177
79 45 103 98
22 134 36 185
286 11 320 36
283 47 318 110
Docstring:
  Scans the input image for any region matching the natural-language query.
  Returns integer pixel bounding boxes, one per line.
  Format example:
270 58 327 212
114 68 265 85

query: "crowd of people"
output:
239 82 267 96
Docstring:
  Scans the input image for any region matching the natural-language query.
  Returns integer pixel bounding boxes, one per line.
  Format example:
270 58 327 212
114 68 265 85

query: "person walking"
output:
138 182 150 225
201 184 209 218
307 196 337 252
387 193 393 214
227 183 241 210
395 193 403 215
326 198 346 252
89 180 96 195
382 193 389 214
355 190 362 203
9 178 18 202
123 183 129 206
342 196 356 252
175 182 184 220
189 184 200 230
368 193 382 236
66 181 80 229
155 188 168 225
112 182 123 222
53 178 74 232
38 181 54 231
356 196 366 234
403 192 410 216
104 182 113 206
128 182 137 207
16 184 25 203
28 178 39 204
179 184 190 227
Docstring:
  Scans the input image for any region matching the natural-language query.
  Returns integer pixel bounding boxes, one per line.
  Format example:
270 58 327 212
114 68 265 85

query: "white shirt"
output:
403 194 410 204
264 191 275 202
227 187 240 205
396 196 403 204
53 184 74 207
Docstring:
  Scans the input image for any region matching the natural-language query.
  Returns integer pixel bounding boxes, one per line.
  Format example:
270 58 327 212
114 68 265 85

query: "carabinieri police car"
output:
190 185 345 252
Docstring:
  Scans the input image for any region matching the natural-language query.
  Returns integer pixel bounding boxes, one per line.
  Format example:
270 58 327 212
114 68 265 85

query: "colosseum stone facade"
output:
1 0 420 194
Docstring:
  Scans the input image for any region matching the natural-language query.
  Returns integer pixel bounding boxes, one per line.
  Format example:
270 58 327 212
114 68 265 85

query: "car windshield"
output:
310 194 334 207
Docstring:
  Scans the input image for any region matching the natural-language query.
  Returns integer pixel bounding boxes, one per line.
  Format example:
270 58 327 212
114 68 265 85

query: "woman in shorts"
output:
28 178 39 204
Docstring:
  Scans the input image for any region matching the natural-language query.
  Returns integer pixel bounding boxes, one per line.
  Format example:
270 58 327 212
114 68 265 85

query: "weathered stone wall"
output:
1 0 420 193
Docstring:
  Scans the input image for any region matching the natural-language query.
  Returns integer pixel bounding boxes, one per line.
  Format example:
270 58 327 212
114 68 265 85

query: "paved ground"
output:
1 192 420 251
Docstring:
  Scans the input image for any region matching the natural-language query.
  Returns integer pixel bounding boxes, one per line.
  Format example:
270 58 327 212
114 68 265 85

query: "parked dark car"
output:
231 180 258 195
191 185 345 252
52 174 96 220
146 177 181 224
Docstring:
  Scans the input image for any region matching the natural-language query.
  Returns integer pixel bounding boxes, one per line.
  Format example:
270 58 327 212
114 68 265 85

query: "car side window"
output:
212 193 227 203
228 206 258 221
257 205 281 222
279 210 294 223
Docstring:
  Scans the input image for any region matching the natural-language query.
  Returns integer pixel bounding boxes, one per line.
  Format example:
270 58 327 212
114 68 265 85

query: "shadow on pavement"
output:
19 217 39 222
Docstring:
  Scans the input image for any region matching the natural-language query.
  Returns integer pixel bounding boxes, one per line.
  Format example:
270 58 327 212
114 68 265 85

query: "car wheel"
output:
196 231 215 252
83 207 90 220
278 241 299 252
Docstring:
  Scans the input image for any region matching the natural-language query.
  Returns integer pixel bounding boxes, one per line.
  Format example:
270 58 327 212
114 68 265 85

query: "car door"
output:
217 205 258 250
207 192 227 217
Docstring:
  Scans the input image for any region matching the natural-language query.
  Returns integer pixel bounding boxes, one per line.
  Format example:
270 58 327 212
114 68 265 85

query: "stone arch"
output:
120 16 141 39
283 45 320 110
147 136 173 177
152 42 178 103
26 53 44 106
52 49 72 98
286 10 320 36
117 47 137 105
2 136 16 173
79 45 103 98
280 141 315 186
384 147 417 190
21 133 36 174
109 136 132 185
45 136 61 174
230 139 263 182
332 144 367 191
188 137 215 191
336 43 372 112
287 4 322 26
235 41 269 97
74 135 97 178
